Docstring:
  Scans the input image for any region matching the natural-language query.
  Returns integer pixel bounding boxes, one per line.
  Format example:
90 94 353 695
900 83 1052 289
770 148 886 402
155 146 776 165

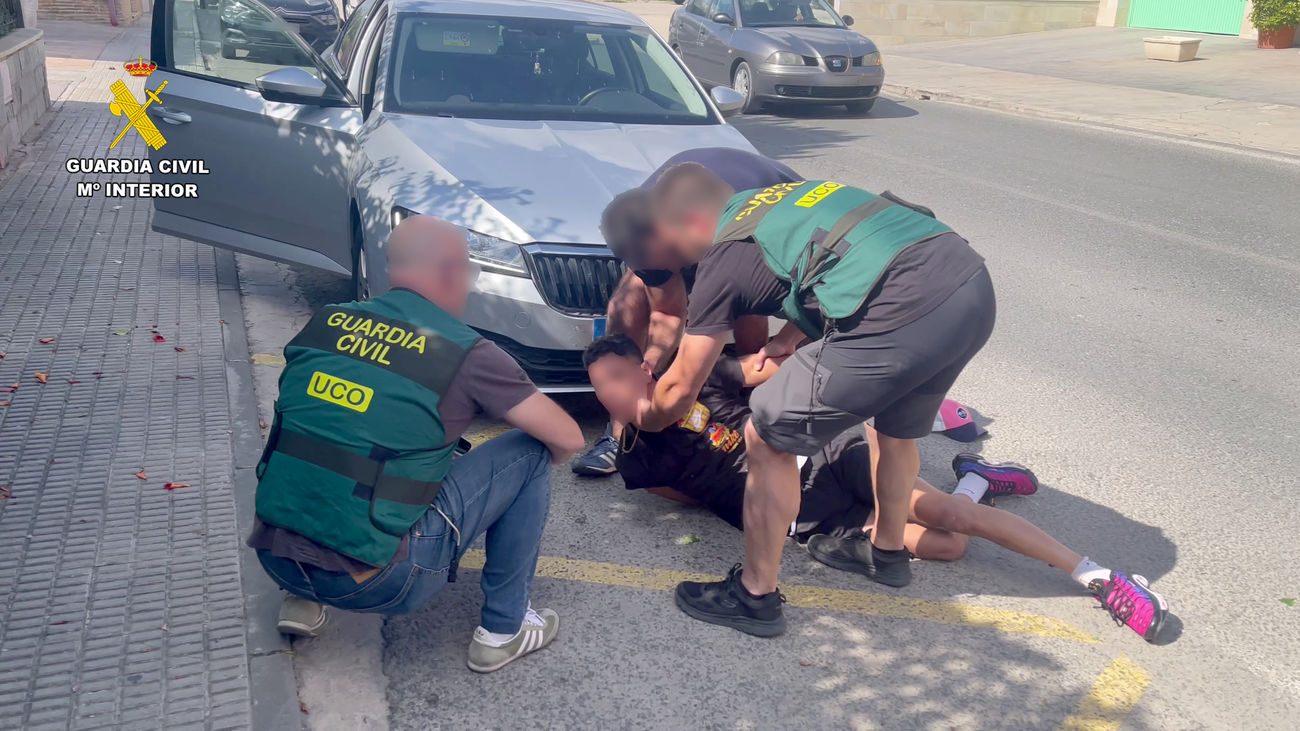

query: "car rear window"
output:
386 14 714 125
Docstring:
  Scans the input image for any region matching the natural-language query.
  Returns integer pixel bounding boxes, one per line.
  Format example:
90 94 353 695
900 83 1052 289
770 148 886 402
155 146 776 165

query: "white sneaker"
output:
466 607 559 673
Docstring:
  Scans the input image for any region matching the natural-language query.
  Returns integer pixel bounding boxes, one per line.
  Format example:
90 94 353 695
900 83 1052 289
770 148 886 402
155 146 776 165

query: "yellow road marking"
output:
1059 656 1150 730
251 353 286 366
459 550 1097 643
462 424 511 445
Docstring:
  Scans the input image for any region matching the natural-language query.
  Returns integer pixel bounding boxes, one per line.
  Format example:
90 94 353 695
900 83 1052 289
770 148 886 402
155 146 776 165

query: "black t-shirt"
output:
634 148 801 288
686 231 986 338
615 357 751 529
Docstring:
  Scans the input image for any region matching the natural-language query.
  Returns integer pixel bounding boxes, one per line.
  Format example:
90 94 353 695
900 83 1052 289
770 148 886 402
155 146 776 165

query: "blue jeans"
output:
258 430 552 634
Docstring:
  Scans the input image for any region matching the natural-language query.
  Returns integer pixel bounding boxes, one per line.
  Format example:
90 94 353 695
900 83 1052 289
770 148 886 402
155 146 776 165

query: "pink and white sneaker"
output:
951 453 1039 498
1090 571 1169 643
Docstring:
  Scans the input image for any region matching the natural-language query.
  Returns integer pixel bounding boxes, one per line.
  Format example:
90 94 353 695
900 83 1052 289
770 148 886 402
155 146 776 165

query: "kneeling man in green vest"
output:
634 166 997 636
248 216 586 671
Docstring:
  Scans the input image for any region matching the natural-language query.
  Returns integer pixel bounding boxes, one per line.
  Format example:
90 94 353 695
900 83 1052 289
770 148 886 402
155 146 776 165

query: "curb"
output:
215 250 305 731
880 82 1300 165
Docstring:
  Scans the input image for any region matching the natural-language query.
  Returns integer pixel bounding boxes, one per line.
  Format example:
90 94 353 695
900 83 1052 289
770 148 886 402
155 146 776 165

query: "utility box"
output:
1143 36 1202 61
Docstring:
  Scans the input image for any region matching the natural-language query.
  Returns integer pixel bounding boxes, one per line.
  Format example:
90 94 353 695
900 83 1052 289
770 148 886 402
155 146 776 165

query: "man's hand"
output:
755 321 806 372
637 332 727 432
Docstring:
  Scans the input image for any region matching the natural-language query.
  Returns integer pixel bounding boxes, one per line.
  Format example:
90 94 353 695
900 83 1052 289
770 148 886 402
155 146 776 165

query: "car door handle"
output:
149 106 191 125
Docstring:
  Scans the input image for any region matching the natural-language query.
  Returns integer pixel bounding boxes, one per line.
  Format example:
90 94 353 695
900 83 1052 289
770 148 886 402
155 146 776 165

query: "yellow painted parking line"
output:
251 353 286 366
462 424 512 445
459 550 1098 643
1059 656 1150 731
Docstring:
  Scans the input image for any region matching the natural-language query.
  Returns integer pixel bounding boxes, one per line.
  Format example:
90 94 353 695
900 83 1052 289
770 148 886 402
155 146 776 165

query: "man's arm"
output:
503 392 586 463
641 273 689 372
637 331 727 432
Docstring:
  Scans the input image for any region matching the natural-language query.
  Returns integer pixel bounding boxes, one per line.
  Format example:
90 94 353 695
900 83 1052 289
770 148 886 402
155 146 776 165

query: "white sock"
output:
951 473 990 503
1071 557 1111 588
473 605 545 647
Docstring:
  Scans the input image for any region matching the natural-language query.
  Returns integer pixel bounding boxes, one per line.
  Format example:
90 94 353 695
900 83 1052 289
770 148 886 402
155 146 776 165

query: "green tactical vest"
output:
714 181 953 339
255 289 481 567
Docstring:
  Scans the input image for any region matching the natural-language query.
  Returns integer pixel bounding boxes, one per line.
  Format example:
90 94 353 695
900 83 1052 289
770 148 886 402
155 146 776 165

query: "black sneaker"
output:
675 564 786 637
571 424 619 476
806 531 913 587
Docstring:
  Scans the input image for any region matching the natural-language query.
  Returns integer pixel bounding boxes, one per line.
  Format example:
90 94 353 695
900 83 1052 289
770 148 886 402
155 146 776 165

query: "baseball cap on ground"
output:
932 399 987 442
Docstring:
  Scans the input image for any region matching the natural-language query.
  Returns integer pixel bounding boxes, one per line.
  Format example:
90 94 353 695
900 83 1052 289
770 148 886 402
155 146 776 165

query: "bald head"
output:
386 215 475 315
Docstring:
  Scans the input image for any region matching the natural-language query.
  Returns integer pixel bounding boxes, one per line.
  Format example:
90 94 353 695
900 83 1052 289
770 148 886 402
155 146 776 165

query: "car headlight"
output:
766 51 806 66
390 206 527 277
861 51 882 66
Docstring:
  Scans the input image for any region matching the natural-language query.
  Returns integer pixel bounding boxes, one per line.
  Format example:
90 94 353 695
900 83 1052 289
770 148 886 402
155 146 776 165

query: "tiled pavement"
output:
0 26 296 731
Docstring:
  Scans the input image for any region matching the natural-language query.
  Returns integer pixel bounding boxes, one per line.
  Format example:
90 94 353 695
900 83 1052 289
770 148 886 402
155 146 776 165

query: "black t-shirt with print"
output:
615 357 751 529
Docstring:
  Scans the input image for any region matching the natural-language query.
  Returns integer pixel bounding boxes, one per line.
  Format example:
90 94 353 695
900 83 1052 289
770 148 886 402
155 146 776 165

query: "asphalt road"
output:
244 98 1300 728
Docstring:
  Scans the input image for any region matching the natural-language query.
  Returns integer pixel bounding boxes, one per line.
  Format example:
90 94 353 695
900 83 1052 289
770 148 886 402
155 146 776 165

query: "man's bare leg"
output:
907 478 1083 570
868 427 918 553
740 419 800 595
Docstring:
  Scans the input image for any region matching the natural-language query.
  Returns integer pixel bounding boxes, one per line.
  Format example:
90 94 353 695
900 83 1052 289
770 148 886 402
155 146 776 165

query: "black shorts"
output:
750 267 996 455
794 428 875 540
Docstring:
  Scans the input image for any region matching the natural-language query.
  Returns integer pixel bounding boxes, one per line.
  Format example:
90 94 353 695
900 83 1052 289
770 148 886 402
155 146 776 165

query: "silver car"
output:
669 0 884 114
145 0 752 390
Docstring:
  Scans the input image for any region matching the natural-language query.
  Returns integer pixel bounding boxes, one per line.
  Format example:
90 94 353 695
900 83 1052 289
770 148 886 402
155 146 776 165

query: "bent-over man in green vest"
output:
247 216 585 672
633 164 995 636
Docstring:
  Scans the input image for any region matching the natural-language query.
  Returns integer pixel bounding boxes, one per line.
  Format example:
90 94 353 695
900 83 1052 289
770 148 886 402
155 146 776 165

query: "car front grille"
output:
774 85 878 99
824 55 849 72
525 251 624 316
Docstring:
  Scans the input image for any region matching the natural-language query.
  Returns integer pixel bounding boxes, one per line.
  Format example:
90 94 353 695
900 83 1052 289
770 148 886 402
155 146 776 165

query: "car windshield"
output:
387 14 713 124
738 0 845 28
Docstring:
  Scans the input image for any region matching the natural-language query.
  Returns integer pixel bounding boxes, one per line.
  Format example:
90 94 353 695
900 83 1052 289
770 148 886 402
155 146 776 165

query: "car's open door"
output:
146 0 363 274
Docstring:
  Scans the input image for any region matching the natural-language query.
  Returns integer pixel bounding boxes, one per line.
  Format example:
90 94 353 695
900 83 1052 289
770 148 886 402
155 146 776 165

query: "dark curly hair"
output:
583 334 644 369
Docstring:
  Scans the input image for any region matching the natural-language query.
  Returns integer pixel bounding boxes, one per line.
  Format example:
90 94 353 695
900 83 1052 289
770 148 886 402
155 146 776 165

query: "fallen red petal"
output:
174 346 186 352
0 401 9 407
33 372 48 384
38 337 56 344
163 482 192 490
0 484 11 500
153 334 166 343
135 471 147 480
0 352 6 359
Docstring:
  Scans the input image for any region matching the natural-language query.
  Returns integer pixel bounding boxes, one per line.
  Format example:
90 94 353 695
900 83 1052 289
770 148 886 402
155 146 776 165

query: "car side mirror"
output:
712 12 735 25
255 67 328 102
842 14 855 26
711 86 745 117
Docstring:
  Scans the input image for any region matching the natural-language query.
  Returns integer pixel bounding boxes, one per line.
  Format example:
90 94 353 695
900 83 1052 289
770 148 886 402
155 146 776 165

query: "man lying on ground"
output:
584 334 1169 642
572 147 800 476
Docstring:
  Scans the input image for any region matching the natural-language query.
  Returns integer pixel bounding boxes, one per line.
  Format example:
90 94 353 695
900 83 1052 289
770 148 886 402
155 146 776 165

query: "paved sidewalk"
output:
0 21 297 730
609 2 1300 158
884 27 1300 159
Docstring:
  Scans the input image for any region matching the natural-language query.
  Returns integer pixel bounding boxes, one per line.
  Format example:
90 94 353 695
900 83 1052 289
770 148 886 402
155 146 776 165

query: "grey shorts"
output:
750 268 996 456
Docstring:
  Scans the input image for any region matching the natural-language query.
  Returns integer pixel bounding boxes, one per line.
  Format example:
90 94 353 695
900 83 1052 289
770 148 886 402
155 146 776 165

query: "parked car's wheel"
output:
846 99 876 115
732 61 760 114
351 219 371 302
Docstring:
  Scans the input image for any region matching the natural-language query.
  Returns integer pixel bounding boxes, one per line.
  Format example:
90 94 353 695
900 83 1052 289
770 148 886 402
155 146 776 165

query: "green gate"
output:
1127 0 1248 35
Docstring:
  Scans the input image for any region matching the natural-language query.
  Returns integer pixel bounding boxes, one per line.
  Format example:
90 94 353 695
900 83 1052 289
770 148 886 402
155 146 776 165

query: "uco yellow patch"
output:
678 402 711 433
307 371 373 413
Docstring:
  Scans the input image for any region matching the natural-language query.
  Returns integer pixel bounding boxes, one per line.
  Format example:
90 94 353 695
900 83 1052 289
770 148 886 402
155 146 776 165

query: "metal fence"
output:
0 0 24 38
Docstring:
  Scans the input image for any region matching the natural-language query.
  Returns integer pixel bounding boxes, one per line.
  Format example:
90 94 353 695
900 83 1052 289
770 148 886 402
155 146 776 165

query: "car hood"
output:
378 115 755 246
747 26 876 57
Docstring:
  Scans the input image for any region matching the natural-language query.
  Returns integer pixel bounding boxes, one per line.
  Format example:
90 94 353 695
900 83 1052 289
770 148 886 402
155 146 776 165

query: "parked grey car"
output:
145 0 752 389
669 0 884 113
